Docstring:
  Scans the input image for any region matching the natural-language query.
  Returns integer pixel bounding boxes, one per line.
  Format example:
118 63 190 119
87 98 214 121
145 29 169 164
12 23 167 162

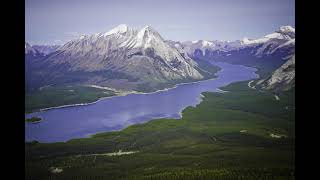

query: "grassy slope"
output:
25 81 295 180
25 85 116 114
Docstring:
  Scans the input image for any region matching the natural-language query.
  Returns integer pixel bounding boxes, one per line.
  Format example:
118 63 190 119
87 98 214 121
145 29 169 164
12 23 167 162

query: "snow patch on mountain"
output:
180 25 295 58
102 24 130 37
279 26 295 34
41 24 204 83
202 40 214 47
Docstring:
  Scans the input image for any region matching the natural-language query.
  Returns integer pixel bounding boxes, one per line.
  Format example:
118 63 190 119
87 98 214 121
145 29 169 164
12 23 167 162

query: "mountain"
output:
256 54 295 91
180 40 240 56
182 26 295 58
26 25 295 92
32 45 61 55
242 26 295 57
25 42 46 63
25 42 41 56
178 26 295 77
25 43 60 56
26 25 208 92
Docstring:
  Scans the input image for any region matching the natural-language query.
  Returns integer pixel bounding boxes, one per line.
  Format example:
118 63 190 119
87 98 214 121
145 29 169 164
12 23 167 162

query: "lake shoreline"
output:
25 79 255 143
26 62 259 114
25 62 260 143
29 75 221 114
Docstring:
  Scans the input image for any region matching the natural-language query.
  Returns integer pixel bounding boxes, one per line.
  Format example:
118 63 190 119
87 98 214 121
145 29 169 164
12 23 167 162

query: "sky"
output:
25 0 295 45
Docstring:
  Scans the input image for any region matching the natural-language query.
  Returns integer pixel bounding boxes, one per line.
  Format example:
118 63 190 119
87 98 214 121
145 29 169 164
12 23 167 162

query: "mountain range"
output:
178 26 294 58
175 26 295 77
25 24 295 92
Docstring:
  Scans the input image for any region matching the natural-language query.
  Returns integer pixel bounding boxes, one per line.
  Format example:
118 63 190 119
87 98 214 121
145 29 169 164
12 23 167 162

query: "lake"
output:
25 62 258 142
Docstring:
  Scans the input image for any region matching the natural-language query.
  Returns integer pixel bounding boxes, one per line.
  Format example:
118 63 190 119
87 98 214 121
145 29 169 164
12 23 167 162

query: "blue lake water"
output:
25 62 258 143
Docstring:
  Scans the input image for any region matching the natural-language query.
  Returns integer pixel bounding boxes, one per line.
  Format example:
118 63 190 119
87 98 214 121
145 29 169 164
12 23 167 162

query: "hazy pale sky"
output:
25 0 295 45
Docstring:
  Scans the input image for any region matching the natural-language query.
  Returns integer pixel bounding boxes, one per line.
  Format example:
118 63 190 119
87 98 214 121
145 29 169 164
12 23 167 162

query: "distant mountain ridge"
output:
179 26 295 58
32 45 61 55
168 26 295 78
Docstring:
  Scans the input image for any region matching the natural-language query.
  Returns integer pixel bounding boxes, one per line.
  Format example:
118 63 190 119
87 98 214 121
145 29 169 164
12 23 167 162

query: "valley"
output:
25 24 295 179
25 81 295 180
25 25 294 113
25 62 256 142
25 59 220 114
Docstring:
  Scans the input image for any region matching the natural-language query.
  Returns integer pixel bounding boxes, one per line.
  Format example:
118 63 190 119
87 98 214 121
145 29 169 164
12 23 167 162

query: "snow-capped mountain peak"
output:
141 25 151 30
264 32 284 39
278 26 295 34
133 25 164 48
102 24 130 37
79 34 86 40
240 26 295 46
180 25 295 59
240 37 268 45
202 40 214 47
25 42 38 55
39 24 203 81
275 25 295 39
137 25 161 38
241 37 253 45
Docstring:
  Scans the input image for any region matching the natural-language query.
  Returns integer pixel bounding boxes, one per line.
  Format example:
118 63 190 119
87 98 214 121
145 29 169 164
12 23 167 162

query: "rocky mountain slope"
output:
256 55 295 91
26 25 208 92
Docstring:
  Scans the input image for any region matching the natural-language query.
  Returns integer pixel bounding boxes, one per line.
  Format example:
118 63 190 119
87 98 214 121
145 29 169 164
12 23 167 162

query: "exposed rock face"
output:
256 55 295 91
26 25 205 91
